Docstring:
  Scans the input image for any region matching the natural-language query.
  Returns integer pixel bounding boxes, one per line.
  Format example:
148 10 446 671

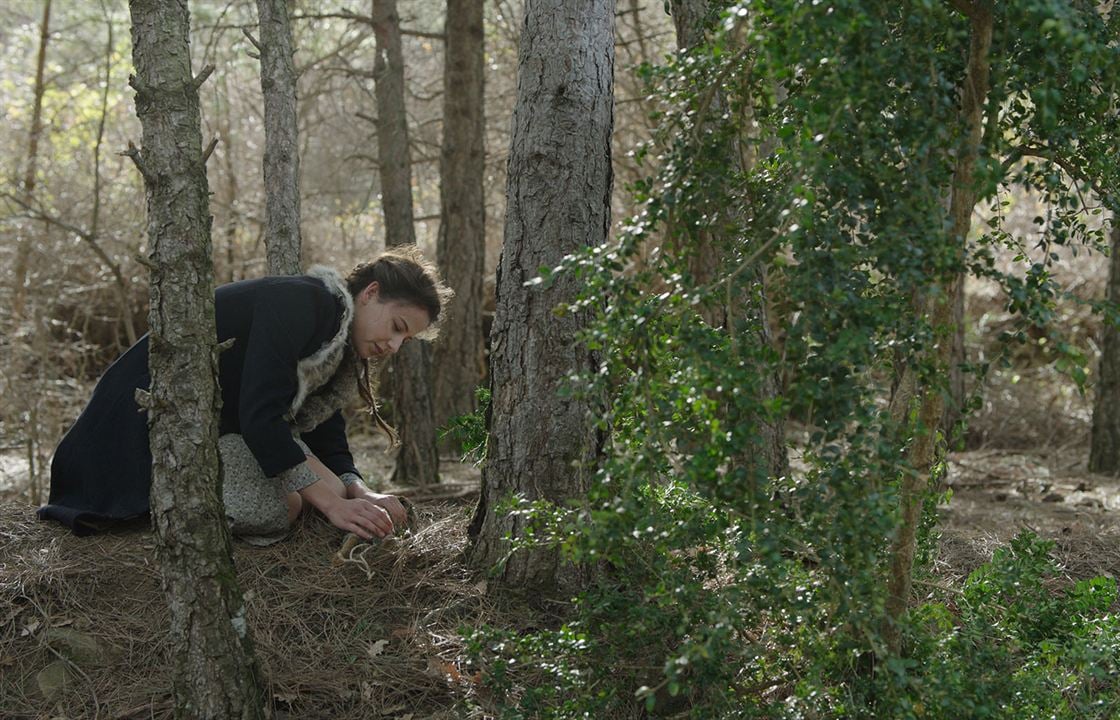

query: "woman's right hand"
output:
325 497 394 540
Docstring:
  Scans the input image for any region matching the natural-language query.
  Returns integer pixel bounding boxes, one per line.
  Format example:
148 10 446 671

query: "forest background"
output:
1 0 1119 718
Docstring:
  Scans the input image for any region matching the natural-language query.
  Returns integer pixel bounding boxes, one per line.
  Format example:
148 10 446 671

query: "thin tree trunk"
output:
126 0 265 715
942 288 966 446
467 0 614 595
669 0 789 481
432 0 486 434
372 0 440 485
92 11 138 347
256 0 302 275
881 2 992 657
220 72 242 283
1090 222 1120 474
12 0 51 321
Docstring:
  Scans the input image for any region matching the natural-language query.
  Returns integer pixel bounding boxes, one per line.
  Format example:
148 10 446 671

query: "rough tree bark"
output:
432 0 486 433
881 1 992 657
255 0 302 275
126 0 266 715
1090 222 1120 474
668 0 789 481
11 0 51 321
467 0 614 594
372 0 440 485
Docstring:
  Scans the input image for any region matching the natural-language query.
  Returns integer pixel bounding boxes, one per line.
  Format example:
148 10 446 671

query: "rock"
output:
35 660 73 700
1042 492 1064 503
44 627 114 666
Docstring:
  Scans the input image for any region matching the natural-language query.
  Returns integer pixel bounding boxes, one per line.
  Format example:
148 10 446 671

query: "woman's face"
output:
351 281 432 360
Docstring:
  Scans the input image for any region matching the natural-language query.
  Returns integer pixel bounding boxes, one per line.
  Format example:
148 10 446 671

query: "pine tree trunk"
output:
467 0 614 595
1090 223 1120 474
256 0 302 275
432 0 487 434
373 0 440 485
127 0 266 715
881 2 992 657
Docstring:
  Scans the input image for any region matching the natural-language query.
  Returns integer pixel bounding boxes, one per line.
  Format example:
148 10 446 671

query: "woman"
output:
38 246 452 545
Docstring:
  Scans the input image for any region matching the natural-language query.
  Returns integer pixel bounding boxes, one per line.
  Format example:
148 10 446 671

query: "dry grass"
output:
0 491 536 720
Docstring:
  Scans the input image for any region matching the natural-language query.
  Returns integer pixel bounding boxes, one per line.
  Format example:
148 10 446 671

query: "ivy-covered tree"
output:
468 1 1120 716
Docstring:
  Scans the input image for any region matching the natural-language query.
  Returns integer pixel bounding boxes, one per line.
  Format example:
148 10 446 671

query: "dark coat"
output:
38 270 364 535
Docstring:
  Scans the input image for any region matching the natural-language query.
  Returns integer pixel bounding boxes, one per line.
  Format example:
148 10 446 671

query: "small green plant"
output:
440 386 490 465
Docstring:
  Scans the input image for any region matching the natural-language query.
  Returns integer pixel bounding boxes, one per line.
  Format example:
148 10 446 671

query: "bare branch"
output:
292 11 372 25
120 141 154 182
401 29 444 41
241 27 261 50
193 64 215 89
202 136 219 164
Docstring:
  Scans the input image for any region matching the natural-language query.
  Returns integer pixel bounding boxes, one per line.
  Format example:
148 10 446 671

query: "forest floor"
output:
0 437 1117 719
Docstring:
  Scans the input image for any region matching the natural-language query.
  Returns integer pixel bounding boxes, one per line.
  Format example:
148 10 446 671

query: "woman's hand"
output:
324 497 394 540
353 490 407 528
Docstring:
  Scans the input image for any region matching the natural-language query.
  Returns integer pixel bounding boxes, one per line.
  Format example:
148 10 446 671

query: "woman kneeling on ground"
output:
39 245 452 546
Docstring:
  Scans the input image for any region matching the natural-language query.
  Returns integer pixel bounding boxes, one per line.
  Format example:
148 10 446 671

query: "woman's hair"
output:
344 245 454 446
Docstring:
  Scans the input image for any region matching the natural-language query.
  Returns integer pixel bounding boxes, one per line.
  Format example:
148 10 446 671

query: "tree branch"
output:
192 64 215 89
201 136 219 164
120 141 154 183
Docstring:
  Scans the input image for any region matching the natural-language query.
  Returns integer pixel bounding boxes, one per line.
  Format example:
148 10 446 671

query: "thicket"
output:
462 1 1120 717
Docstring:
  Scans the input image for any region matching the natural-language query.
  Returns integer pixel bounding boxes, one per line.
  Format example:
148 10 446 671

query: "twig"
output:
201 136 219 164
192 64 215 90
119 141 153 183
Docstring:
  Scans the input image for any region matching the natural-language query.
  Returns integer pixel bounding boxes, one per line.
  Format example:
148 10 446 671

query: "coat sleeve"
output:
301 410 363 480
237 284 338 478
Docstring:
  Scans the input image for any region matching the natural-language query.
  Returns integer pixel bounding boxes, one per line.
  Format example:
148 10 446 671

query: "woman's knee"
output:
285 491 303 525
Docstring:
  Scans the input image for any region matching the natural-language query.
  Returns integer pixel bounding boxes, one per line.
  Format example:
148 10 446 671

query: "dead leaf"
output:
20 620 40 637
427 657 463 682
366 639 389 659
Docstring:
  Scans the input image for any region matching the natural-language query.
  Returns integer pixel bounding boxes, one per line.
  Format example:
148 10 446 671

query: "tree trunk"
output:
91 11 139 347
942 286 966 447
881 2 992 657
432 0 486 434
1090 222 1120 474
256 0 302 275
467 0 614 595
127 0 266 715
372 0 440 485
220 72 242 283
11 0 51 321
668 0 789 481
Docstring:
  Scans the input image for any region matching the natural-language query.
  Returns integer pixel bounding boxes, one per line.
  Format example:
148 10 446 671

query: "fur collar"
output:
285 265 359 432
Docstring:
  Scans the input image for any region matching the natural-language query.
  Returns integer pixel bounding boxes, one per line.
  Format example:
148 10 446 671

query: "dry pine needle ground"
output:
0 497 512 720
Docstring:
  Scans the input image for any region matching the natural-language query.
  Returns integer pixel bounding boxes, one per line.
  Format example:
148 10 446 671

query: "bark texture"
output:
127 0 266 715
256 0 302 275
373 0 440 485
882 2 992 657
1090 223 1120 474
668 0 789 481
467 0 614 594
433 0 487 432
